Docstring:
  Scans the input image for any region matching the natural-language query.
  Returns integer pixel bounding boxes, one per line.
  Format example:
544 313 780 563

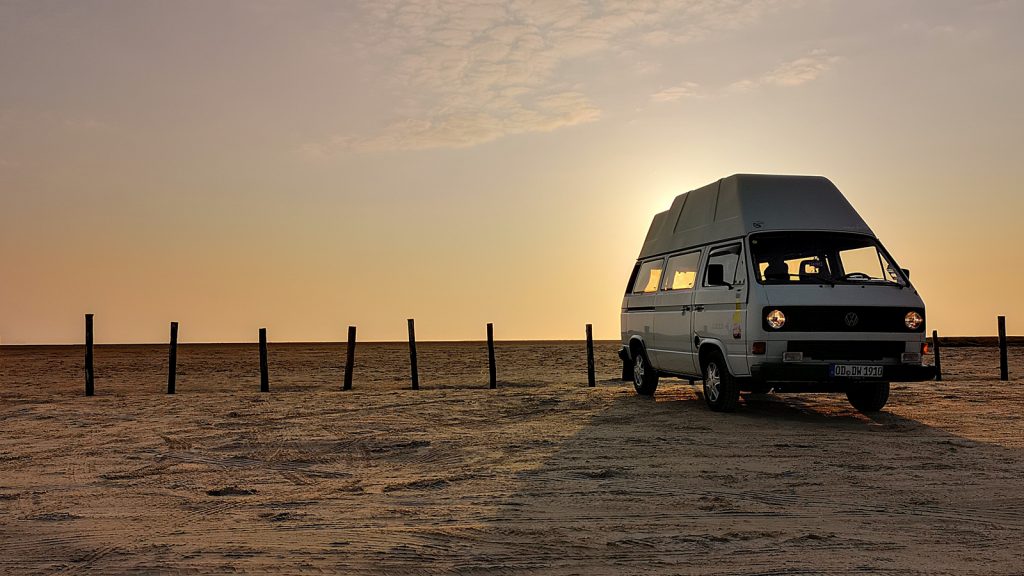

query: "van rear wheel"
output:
702 351 739 412
632 350 658 396
846 382 890 413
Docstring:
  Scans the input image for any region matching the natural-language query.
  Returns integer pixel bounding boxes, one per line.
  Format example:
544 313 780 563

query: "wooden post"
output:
586 324 596 388
408 319 419 390
998 316 1008 381
487 323 496 389
259 328 269 392
84 314 94 397
167 322 178 394
932 329 942 381
344 325 356 391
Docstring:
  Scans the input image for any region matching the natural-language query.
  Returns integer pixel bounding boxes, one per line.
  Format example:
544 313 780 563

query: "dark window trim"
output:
624 263 640 296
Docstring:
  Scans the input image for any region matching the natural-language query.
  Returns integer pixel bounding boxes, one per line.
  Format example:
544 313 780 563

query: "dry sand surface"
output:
1 342 1022 574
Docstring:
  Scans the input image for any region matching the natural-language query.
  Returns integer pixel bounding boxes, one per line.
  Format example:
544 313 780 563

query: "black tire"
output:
632 348 659 396
846 382 890 413
702 350 740 412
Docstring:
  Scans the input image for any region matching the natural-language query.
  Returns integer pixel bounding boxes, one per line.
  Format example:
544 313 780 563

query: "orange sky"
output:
1 1 1022 344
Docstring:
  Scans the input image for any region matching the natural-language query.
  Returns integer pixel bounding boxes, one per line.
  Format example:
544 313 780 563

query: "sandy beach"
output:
1 343 1021 574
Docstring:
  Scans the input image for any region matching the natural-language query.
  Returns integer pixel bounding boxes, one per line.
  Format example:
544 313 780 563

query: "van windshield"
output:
750 232 906 286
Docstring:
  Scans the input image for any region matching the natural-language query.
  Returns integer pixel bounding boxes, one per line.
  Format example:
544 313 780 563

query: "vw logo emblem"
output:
844 312 860 327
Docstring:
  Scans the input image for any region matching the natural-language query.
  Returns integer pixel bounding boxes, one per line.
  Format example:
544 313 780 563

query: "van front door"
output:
653 250 702 376
693 243 749 376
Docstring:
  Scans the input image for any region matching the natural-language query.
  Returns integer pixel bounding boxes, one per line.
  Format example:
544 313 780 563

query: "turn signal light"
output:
922 342 932 354
752 341 766 355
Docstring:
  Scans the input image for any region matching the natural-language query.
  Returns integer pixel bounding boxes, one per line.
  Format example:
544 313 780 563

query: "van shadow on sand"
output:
363 382 1024 575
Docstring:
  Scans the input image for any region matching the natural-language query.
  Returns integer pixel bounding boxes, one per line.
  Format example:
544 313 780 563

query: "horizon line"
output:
0 338 625 347
1 335 1019 347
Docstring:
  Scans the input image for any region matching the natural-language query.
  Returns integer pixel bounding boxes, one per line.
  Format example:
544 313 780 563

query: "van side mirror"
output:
901 268 911 280
707 264 731 287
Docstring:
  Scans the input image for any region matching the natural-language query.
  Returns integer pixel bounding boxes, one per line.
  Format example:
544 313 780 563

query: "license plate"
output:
830 364 884 378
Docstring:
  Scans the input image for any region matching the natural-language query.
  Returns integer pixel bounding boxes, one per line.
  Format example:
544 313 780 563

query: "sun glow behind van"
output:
619 174 935 412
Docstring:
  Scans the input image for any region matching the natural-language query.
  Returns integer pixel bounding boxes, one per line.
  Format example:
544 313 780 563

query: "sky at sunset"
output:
1 0 1022 344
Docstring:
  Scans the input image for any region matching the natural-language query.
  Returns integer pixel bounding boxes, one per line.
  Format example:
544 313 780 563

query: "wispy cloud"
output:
729 49 839 92
338 91 601 153
650 49 838 104
898 21 957 37
308 0 802 153
650 82 705 102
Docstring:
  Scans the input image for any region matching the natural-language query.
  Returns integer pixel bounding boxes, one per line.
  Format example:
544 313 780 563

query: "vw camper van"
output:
619 174 935 413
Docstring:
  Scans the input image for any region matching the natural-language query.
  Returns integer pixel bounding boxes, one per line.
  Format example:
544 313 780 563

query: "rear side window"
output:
631 259 664 293
662 252 701 290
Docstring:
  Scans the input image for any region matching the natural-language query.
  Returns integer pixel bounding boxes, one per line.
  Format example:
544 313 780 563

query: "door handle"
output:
680 305 691 314
693 305 705 312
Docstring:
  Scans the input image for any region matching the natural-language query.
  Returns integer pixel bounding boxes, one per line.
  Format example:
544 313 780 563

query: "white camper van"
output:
619 174 935 413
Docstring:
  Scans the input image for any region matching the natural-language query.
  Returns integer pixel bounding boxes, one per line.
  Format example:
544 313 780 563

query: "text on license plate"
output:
830 364 884 378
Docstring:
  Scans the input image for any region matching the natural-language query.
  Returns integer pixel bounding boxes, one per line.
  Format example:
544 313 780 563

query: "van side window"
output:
631 259 664 294
704 244 742 286
661 252 701 291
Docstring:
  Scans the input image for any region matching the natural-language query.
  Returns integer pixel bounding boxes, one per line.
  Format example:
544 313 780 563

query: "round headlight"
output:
766 309 786 329
905 311 923 330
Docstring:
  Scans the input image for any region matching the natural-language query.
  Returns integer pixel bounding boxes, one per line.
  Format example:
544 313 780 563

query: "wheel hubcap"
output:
634 355 645 388
704 363 721 402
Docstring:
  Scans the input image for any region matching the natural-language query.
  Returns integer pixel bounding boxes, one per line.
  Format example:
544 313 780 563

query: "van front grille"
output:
787 341 905 361
762 306 925 333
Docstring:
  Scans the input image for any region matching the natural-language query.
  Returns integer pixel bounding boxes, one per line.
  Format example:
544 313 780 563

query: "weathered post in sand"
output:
487 323 496 389
168 322 178 394
408 319 419 390
586 324 596 388
84 314 95 396
344 325 356 391
998 316 1008 381
932 329 942 381
259 328 269 392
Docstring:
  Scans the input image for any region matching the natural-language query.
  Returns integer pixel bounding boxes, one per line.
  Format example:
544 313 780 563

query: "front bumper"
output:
751 362 937 384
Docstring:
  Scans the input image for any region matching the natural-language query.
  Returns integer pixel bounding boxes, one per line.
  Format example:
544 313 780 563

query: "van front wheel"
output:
846 382 890 413
702 351 739 412
632 351 658 396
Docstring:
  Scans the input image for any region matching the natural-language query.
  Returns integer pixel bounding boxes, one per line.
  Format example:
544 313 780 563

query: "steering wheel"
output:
839 272 872 280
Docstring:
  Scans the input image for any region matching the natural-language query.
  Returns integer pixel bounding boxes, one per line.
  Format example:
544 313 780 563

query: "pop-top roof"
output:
638 174 874 259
